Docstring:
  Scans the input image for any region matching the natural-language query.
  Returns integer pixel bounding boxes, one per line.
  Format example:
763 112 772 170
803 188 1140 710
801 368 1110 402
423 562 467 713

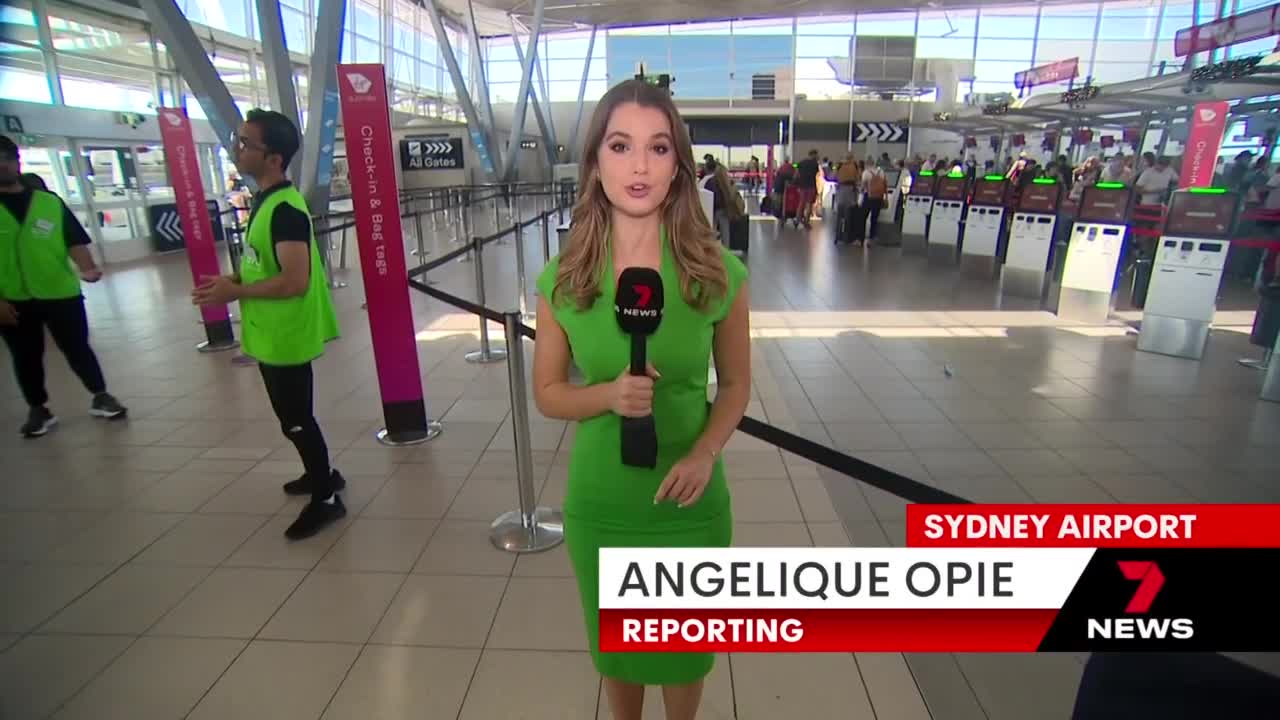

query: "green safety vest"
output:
239 185 339 365
0 190 81 301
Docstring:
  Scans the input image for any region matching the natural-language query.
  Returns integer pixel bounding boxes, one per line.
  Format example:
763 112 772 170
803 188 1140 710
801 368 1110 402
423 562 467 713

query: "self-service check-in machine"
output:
962 174 1010 275
902 170 937 255
1137 188 1238 360
1002 177 1063 300
927 171 968 264
1058 182 1133 323
880 169 902 229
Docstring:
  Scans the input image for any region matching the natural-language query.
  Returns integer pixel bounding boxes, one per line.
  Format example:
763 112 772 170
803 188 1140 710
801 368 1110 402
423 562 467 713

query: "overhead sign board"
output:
1013 58 1079 91
1175 5 1280 57
399 134 464 171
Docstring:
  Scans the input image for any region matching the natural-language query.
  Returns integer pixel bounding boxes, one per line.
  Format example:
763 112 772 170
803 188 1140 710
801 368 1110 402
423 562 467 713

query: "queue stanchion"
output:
338 223 349 270
464 234 507 364
490 309 564 553
493 191 502 235
324 221 348 290
540 212 552 264
514 200 529 320
459 190 474 263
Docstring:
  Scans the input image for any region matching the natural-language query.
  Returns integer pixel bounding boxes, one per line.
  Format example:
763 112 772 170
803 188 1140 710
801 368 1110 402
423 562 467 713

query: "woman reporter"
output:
532 79 751 720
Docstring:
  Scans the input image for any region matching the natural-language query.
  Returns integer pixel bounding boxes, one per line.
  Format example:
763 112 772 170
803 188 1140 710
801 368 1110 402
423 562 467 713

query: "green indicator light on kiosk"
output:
919 170 935 177
1032 178 1057 184
983 174 1005 181
1188 187 1227 194
1096 182 1125 189
947 170 964 177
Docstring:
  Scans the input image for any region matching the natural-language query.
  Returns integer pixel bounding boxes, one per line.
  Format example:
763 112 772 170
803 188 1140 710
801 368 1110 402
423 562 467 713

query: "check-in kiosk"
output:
962 174 1010 275
927 171 968 264
880 169 903 228
1002 177 1063 300
1137 188 1238 360
902 170 937 255
1058 182 1133 323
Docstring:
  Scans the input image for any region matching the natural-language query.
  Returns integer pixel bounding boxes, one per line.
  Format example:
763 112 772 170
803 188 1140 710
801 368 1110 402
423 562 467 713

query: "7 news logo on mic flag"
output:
598 504 1280 653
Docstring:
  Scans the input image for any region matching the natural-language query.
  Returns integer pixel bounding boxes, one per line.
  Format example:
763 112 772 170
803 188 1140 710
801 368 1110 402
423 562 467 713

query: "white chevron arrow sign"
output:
415 140 453 155
854 123 907 143
156 210 182 246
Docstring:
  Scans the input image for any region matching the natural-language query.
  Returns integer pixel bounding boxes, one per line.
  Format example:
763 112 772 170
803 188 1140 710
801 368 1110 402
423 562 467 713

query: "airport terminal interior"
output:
3 0 1280 718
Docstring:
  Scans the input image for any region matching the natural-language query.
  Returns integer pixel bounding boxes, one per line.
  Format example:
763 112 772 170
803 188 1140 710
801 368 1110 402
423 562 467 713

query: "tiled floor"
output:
2 198 1278 719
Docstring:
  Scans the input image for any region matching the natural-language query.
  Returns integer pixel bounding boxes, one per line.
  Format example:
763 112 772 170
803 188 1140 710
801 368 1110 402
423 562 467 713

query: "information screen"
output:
1018 181 1060 213
910 172 937 196
935 176 967 201
1165 190 1237 239
972 178 1007 206
1078 185 1131 224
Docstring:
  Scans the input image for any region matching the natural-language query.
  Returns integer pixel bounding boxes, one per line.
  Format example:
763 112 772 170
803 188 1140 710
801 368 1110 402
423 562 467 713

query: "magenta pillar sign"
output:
336 63 438 445
156 107 238 353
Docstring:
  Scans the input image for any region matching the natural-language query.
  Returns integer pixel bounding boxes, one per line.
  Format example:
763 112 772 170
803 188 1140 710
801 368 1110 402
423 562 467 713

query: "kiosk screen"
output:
1165 189 1237 239
972 176 1007 206
935 175 966 201
1018 179 1060 213
910 171 937 196
1078 184 1131 224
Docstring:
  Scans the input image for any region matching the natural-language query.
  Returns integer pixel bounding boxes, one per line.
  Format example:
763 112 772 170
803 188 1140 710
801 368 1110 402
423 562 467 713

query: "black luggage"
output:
729 215 750 254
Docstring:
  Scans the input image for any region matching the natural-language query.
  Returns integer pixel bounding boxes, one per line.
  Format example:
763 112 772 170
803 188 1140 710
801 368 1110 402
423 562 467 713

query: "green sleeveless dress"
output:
535 232 748 685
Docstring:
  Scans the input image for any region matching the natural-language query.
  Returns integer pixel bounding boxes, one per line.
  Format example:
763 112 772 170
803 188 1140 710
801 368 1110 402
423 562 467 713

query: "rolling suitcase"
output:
729 215 749 254
783 186 804 227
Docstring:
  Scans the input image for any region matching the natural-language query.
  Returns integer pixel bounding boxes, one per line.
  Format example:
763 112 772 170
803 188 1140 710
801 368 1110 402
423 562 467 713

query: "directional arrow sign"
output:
853 123 908 143
399 134 465 171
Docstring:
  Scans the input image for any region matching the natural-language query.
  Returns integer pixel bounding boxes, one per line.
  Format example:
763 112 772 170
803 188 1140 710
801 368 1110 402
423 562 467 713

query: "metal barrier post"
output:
490 310 564 553
338 224 349 270
322 218 348 289
540 212 551 264
458 190 474 263
493 191 502 234
514 200 529 318
414 208 428 260
464 235 507 364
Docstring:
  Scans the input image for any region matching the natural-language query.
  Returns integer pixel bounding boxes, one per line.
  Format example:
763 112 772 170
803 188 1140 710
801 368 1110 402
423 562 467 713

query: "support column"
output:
139 0 243 152
510 18 559 171
569 26 597 162
424 0 499 180
254 0 303 178
503 0 546 181
31 0 63 105
464 0 503 172
298 0 346 213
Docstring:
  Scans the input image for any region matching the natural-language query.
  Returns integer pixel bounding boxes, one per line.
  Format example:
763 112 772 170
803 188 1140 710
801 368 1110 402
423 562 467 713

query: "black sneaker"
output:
284 494 347 541
282 470 347 496
20 406 57 438
89 393 127 420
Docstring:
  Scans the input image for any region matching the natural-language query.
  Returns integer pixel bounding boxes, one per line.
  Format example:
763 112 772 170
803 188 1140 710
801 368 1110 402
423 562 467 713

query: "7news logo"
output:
1085 561 1195 640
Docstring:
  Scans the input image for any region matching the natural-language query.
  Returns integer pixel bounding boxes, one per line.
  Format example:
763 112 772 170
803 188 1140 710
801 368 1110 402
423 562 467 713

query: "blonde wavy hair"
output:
551 79 727 312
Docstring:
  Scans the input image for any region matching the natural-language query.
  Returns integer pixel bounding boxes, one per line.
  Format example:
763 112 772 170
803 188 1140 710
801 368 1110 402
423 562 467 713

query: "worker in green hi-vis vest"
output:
192 110 343 541
0 135 128 438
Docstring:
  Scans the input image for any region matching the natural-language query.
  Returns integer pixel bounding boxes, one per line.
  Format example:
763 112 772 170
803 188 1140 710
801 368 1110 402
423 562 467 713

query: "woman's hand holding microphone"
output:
609 363 660 418
606 363 715 509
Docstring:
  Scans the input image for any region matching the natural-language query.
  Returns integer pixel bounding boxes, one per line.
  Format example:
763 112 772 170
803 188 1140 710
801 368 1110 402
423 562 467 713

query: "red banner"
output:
336 64 425 411
1013 58 1079 91
1175 5 1280 57
906 504 1280 548
1180 101 1230 188
156 108 231 330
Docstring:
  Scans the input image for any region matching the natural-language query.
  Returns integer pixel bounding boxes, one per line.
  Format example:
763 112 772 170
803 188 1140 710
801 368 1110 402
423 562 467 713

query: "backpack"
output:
867 171 888 199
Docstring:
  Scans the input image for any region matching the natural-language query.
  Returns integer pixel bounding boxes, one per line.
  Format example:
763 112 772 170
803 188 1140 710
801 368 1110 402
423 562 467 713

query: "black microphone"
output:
615 267 664 468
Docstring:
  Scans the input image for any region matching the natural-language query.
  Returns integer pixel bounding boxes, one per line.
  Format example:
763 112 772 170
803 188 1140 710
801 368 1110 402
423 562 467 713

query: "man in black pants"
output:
192 110 343 540
0 136 127 437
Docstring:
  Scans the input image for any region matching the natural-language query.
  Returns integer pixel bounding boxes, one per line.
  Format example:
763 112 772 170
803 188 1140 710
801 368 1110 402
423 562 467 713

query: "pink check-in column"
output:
336 63 439 445
157 107 239 353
